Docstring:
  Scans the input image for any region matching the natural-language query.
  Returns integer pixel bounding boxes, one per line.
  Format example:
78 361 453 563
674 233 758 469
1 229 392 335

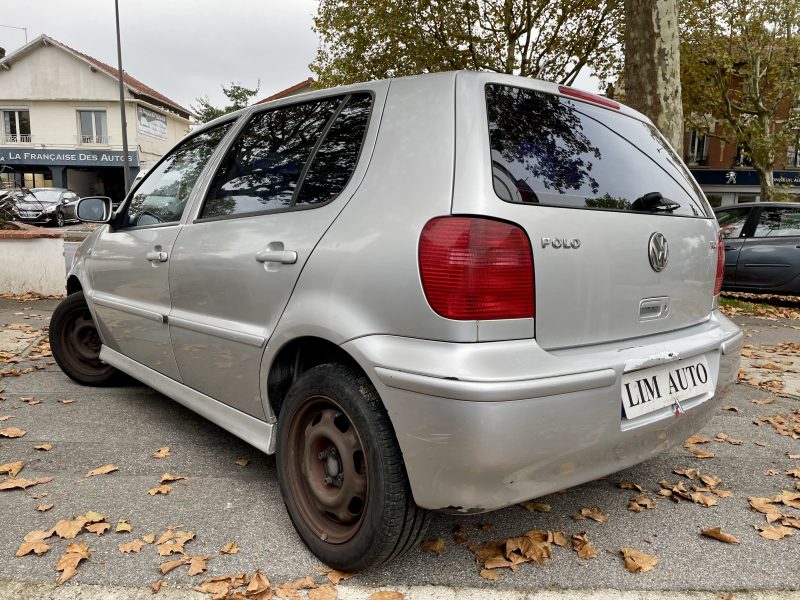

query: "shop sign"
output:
137 106 168 140
0 148 139 167
690 168 800 187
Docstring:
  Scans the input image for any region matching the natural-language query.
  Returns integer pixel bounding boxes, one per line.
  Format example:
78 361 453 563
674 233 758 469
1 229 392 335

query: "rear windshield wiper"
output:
631 192 680 213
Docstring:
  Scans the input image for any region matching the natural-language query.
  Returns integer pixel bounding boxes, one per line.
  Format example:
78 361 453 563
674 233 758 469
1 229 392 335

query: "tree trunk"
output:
624 0 684 154
757 166 774 202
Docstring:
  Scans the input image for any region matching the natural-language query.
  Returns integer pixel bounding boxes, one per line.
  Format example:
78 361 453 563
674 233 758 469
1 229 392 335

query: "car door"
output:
736 205 800 290
62 191 79 221
86 121 234 379
715 206 754 287
168 92 376 418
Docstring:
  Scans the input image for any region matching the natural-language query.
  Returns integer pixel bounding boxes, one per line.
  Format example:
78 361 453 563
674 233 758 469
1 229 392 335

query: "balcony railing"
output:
3 134 32 143
80 134 108 144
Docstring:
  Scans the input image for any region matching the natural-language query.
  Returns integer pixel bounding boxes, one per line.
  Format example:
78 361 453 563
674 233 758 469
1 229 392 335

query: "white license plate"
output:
621 355 712 419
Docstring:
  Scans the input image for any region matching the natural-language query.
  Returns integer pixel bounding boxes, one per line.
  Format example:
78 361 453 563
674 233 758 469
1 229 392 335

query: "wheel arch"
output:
265 335 369 421
66 275 83 296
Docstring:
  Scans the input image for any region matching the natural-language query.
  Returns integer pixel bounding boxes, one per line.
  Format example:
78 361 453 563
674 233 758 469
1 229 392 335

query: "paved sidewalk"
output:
0 297 798 597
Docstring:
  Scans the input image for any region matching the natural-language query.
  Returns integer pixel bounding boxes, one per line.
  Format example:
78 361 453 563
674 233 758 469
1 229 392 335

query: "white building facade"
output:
0 35 191 199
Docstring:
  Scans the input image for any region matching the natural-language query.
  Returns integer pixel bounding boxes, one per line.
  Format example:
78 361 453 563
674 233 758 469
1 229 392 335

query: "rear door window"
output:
716 207 751 239
486 84 709 217
753 207 800 237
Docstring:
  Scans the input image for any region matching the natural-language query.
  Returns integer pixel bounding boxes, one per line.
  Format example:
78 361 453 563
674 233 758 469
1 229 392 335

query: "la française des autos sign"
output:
0 148 139 167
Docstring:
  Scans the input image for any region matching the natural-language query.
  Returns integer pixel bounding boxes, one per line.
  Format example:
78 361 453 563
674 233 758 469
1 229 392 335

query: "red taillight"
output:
714 231 725 296
558 85 620 110
419 217 534 320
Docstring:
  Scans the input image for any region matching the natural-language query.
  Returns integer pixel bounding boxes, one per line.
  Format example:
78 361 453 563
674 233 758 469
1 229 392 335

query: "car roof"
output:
715 202 800 210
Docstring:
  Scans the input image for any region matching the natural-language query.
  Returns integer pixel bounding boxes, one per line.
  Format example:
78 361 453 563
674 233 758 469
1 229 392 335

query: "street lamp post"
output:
114 0 131 194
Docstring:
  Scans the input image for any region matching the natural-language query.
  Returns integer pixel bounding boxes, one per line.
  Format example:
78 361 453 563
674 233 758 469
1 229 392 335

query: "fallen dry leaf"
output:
505 529 554 566
246 569 272 600
220 540 240 555
84 464 118 478
0 415 13 421
420 537 445 553
55 542 90 584
628 495 656 512
195 573 250 599
480 522 493 533
722 405 739 413
159 557 189 575
308 584 338 600
234 457 249 467
187 555 209 576
152 447 171 459
757 524 795 540
142 533 156 544
684 435 711 445
0 476 52 491
159 473 186 484
674 467 699 480
15 539 49 556
0 460 24 477
21 397 39 405
0 427 26 438
58 399 76 405
519 501 551 512
274 576 316 598
327 570 356 584
116 519 133 533
572 532 598 559
34 443 53 451
35 503 54 512
700 474 723 488
621 547 658 573
479 568 501 581
690 493 718 507
702 527 740 544
157 531 195 556
151 579 163 594
53 517 88 540
550 531 568 548
577 507 609 522
119 539 145 554
752 397 775 405
148 485 171 496
619 482 647 493
85 522 110 536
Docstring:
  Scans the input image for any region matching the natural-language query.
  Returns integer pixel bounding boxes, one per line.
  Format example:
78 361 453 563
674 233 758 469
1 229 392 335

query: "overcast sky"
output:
1 0 319 110
1 0 600 113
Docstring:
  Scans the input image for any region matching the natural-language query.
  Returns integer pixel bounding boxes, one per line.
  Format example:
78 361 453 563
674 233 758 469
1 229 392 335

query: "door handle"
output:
724 245 736 251
146 251 168 262
255 249 297 264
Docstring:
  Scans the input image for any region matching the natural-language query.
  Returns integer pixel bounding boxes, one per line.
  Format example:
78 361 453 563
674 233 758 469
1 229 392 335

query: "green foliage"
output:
681 0 800 200
311 0 623 88
191 81 261 124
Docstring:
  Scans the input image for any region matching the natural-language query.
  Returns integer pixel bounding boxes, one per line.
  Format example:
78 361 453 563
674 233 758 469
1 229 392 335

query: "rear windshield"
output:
486 84 710 218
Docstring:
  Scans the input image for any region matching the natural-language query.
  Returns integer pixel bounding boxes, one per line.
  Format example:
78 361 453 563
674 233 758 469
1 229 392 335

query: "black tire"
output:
54 211 65 227
50 291 121 386
276 363 430 571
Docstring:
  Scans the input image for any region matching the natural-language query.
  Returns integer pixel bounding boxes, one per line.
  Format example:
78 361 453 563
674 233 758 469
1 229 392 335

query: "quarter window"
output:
78 110 107 144
2 109 31 143
716 207 751 239
201 98 341 218
121 122 232 228
753 207 800 238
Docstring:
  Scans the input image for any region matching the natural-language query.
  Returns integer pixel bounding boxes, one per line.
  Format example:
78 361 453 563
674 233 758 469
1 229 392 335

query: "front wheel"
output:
54 211 65 227
50 291 121 386
276 363 430 571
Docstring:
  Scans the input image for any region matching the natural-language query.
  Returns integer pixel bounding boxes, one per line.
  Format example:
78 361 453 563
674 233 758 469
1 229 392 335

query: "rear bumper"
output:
343 312 742 512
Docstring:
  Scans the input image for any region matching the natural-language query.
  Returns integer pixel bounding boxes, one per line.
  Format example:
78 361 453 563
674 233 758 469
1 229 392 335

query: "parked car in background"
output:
715 202 800 295
51 71 742 571
12 187 81 226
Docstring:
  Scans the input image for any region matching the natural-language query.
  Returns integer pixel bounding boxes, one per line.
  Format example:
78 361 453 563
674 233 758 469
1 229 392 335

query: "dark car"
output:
715 202 800 295
12 187 81 226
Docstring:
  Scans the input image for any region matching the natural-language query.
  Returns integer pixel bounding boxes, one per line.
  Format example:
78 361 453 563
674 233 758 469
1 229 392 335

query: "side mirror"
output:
76 196 113 223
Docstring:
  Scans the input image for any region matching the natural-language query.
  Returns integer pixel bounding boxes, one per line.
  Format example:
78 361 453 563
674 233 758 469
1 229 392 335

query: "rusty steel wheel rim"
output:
60 305 107 376
286 395 368 544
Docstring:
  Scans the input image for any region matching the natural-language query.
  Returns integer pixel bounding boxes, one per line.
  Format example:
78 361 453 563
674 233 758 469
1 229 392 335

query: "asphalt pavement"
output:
0 298 798 597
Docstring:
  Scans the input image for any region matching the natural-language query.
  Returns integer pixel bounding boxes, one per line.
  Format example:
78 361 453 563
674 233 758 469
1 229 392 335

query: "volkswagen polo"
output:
51 71 743 571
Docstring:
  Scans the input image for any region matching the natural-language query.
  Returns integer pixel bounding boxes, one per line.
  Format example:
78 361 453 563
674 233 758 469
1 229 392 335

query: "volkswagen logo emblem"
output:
648 232 669 272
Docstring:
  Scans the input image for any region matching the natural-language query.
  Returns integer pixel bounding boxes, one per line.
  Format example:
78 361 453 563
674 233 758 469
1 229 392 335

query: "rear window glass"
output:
486 84 709 217
754 207 800 237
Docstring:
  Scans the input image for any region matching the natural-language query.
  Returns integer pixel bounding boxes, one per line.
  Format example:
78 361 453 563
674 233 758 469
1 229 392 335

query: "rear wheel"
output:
276 363 430 571
50 291 120 386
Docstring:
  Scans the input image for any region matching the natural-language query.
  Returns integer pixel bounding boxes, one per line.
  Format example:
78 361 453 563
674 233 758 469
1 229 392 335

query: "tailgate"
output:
452 72 718 349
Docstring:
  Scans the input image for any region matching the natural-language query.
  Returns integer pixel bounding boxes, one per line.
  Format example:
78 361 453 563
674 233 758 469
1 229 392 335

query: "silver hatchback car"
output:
52 71 742 571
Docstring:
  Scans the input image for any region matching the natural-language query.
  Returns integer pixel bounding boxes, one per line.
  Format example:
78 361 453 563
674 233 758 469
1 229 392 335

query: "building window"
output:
2 110 31 143
787 144 800 168
734 144 753 167
687 129 708 165
78 110 107 144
